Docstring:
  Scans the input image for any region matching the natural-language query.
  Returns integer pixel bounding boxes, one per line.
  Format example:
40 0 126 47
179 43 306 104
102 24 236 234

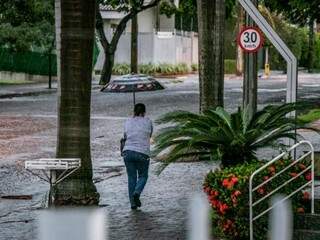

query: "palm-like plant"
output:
153 103 318 172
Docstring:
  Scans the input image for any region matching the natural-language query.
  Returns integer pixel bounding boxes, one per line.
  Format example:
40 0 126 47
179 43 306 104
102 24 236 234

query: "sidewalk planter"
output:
203 159 311 240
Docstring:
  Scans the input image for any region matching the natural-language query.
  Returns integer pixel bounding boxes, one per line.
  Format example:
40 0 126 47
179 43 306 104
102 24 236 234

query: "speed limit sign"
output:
237 26 264 53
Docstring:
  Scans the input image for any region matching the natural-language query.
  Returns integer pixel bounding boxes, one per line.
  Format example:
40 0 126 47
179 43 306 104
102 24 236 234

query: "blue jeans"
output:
123 150 150 207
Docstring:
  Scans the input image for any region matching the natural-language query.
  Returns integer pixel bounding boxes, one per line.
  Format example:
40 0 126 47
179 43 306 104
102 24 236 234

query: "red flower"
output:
210 190 219 197
305 172 312 181
222 179 230 187
290 172 298 178
223 219 233 231
303 191 310 200
219 203 229 215
210 199 219 208
222 176 238 189
230 176 238 184
297 207 305 213
232 190 241 197
298 163 306 170
268 166 276 173
257 187 265 195
263 176 269 181
203 187 210 193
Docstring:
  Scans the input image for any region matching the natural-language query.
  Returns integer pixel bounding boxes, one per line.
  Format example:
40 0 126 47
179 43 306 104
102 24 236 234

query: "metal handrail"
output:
249 140 314 240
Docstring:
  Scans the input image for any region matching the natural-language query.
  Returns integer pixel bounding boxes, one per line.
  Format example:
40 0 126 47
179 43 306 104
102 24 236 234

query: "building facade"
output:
94 3 198 71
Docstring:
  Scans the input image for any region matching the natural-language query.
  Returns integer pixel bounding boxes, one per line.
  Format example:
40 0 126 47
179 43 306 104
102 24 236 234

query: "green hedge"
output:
112 60 237 75
204 159 311 240
0 48 57 76
0 42 99 76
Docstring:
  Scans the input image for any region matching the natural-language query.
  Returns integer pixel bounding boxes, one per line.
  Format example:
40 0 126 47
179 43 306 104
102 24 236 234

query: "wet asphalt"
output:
0 73 320 239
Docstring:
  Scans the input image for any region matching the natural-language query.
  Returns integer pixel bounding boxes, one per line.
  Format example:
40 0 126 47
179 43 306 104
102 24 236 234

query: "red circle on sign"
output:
237 26 264 53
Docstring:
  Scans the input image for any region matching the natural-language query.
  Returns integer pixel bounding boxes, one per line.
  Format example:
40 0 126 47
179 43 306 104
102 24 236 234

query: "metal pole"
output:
311 144 315 214
48 52 52 89
133 86 136 106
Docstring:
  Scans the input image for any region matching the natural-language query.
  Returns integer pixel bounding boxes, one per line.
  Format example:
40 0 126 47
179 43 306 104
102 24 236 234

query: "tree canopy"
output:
0 0 54 52
264 0 320 24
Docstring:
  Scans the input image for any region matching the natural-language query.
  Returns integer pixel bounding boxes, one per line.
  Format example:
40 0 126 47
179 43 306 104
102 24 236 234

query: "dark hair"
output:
134 103 146 116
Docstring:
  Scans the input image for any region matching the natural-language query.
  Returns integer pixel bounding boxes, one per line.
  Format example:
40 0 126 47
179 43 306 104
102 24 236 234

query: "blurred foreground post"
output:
39 208 107 240
269 195 292 240
188 194 210 240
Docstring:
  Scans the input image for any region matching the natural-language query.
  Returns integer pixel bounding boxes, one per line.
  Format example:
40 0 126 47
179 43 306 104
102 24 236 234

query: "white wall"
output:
94 32 198 70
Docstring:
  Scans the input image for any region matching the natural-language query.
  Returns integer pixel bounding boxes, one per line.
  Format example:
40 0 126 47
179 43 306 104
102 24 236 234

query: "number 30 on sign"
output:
237 27 264 53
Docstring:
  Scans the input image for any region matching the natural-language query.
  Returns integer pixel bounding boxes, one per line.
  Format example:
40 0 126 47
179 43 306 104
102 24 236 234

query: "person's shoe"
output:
133 193 141 207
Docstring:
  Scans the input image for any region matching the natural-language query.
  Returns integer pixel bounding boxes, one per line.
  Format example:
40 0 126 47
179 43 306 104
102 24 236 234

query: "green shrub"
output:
156 63 176 74
298 108 320 124
174 63 190 74
153 103 317 172
112 63 130 75
139 63 157 75
267 15 309 70
203 159 311 239
191 63 198 72
224 59 236 74
314 33 320 70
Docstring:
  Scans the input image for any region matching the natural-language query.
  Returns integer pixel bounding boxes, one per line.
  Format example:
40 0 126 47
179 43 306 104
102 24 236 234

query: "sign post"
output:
236 1 298 240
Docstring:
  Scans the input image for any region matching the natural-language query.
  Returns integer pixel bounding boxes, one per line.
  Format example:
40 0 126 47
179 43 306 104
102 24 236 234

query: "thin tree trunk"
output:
53 0 99 206
197 0 225 112
131 15 138 74
308 19 315 73
96 1 160 86
100 48 115 87
236 5 244 76
243 0 258 118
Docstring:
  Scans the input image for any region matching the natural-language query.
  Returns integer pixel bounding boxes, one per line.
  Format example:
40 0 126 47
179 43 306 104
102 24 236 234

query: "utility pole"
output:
243 0 258 118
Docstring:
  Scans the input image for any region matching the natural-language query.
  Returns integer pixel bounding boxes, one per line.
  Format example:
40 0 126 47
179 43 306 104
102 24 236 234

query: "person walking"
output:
122 103 153 210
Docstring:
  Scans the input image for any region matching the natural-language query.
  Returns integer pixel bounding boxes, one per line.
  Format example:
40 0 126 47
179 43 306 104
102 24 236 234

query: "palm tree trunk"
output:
197 0 225 112
131 15 138 74
243 0 258 118
53 0 99 206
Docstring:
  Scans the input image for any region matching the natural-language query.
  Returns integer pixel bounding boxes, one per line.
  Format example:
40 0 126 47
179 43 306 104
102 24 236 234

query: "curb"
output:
0 89 57 99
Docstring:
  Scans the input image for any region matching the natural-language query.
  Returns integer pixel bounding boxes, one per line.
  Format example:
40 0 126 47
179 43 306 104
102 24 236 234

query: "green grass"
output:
0 79 33 85
298 109 320 123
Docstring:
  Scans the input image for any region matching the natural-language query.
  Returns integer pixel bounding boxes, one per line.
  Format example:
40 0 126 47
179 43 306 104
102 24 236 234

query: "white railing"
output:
249 140 315 240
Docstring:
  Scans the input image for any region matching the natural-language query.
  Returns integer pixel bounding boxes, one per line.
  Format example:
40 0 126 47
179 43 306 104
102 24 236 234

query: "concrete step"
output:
293 229 320 240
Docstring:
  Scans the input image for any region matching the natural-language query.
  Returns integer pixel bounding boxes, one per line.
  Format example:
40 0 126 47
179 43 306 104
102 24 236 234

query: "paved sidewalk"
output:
0 78 103 99
0 82 57 99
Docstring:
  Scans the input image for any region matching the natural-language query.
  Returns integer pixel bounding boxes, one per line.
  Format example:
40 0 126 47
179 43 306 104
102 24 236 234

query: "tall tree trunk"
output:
236 4 244 76
197 0 225 112
243 0 258 118
53 0 99 206
131 15 138 74
308 18 315 73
